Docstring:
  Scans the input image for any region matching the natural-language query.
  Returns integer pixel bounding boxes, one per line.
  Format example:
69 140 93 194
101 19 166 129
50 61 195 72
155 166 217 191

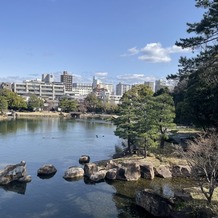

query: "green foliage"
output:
114 85 175 151
114 85 153 151
168 0 218 130
139 91 176 148
84 93 102 113
28 94 44 111
0 96 8 114
0 89 27 111
59 98 78 112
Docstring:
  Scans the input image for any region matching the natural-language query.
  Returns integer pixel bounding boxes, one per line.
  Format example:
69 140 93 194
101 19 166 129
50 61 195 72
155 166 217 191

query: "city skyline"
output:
0 1 203 84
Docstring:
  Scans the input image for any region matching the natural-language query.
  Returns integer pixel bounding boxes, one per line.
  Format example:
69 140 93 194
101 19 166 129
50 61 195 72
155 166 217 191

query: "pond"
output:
0 118 192 218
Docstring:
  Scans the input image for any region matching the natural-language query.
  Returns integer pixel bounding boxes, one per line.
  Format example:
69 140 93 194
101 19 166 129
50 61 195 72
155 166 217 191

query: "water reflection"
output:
0 182 27 195
107 177 195 217
37 173 56 180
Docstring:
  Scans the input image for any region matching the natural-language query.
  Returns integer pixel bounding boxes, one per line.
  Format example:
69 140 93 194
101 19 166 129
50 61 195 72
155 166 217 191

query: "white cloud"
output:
121 47 139 56
123 42 191 63
95 72 108 78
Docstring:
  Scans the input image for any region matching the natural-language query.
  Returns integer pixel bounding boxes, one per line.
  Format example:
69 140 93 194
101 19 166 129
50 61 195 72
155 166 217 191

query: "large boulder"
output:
84 163 98 177
140 163 154 180
79 155 90 164
171 165 191 177
154 165 172 178
37 164 57 178
105 168 118 180
136 189 174 217
105 160 118 170
63 166 84 180
89 170 107 183
116 162 141 181
0 161 32 185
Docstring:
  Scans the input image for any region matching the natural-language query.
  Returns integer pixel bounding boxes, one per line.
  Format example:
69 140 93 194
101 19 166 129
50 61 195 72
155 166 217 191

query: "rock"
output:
37 164 57 178
154 165 172 178
140 164 154 180
63 166 84 180
116 162 141 181
89 170 107 183
84 163 98 177
105 160 118 170
18 175 32 183
136 188 174 217
106 168 118 180
79 155 90 164
0 161 31 185
171 165 191 177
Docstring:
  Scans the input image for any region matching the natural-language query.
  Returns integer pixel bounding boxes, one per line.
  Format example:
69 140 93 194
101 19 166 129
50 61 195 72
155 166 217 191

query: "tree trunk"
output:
160 136 165 148
127 138 131 154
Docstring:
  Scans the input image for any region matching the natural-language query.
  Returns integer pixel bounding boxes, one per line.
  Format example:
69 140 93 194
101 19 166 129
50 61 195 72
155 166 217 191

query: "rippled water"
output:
0 118 193 218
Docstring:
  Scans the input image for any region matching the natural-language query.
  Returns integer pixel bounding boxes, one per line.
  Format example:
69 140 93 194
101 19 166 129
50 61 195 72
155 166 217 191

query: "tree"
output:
59 98 78 113
0 96 8 114
84 93 103 113
139 90 176 149
114 85 153 153
181 132 218 205
0 89 27 111
28 94 44 111
168 0 218 129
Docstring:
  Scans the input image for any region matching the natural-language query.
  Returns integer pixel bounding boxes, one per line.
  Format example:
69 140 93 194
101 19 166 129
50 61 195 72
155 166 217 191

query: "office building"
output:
60 71 73 91
12 80 65 100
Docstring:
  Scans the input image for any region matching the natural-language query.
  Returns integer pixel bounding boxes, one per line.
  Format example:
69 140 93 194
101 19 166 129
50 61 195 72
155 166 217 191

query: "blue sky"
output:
0 0 203 84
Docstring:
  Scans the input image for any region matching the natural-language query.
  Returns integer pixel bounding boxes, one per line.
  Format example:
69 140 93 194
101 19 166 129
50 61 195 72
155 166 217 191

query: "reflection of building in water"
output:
0 181 27 195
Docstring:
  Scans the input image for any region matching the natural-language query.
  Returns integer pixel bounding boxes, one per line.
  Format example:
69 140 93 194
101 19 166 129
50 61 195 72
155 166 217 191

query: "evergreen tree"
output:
114 85 153 153
0 96 8 114
168 0 218 129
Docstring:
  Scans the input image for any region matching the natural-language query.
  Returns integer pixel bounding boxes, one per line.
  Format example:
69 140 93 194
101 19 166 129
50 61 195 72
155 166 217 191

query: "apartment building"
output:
12 80 65 100
116 82 131 96
60 71 73 91
72 83 93 96
144 81 155 92
92 76 114 94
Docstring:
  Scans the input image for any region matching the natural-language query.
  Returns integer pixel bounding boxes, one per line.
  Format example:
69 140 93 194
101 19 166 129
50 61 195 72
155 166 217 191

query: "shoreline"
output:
0 111 117 120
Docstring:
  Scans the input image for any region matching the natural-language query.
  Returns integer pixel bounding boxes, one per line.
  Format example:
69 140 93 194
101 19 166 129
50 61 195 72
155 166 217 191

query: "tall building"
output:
144 81 155 92
42 74 54 84
116 82 131 96
60 71 73 91
155 79 167 92
155 79 178 92
92 76 114 94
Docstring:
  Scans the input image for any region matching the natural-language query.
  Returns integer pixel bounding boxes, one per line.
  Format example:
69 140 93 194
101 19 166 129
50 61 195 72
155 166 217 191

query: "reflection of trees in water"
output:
0 119 26 135
107 178 194 217
0 181 27 195
107 179 154 217
26 119 41 132
58 119 71 132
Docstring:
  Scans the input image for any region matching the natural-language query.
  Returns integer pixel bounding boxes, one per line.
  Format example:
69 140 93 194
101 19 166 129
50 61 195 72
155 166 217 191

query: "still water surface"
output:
0 118 191 218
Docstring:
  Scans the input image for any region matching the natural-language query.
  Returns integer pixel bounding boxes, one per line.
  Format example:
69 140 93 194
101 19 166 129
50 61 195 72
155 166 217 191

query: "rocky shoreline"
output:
0 155 207 217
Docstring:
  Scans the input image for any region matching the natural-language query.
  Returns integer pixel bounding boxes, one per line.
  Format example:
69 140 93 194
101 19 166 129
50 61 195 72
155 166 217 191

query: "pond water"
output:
0 118 192 218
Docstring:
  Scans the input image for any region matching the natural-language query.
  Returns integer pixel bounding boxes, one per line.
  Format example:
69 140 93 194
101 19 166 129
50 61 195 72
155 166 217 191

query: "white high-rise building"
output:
116 82 131 96
144 81 155 92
